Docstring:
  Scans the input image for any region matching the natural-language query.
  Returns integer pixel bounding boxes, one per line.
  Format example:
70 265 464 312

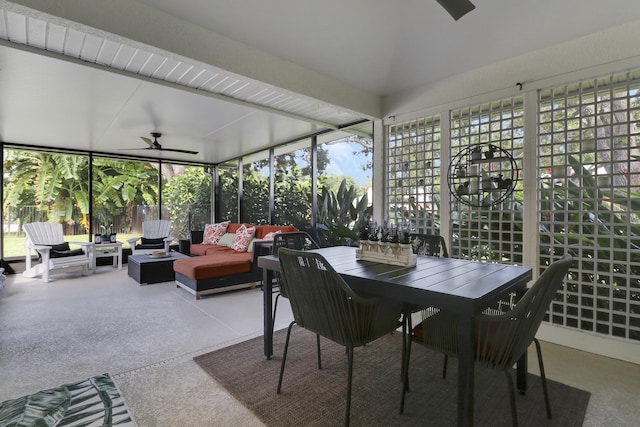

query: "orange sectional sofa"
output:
173 223 297 299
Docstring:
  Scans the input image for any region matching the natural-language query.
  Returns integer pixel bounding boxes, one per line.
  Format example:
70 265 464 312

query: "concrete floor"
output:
0 266 639 426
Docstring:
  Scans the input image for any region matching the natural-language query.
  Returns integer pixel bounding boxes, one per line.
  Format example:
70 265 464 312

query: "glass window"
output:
3 149 89 258
317 131 373 245
92 157 159 248
2 146 210 258
218 161 239 223
273 140 312 230
162 164 212 239
242 151 270 225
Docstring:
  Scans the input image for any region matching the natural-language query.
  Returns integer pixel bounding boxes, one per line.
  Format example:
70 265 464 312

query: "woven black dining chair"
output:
400 254 573 427
271 231 320 336
277 248 404 427
409 233 449 258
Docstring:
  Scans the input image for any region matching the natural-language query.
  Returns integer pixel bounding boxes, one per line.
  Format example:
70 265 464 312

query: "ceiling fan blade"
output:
140 136 154 148
128 133 197 154
160 148 199 155
436 0 475 21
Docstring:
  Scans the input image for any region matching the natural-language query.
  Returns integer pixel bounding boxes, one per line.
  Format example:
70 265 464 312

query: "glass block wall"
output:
538 71 640 341
449 98 525 263
387 117 442 233
386 70 640 344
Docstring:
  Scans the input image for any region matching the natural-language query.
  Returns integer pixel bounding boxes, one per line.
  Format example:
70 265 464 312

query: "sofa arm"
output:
190 230 204 244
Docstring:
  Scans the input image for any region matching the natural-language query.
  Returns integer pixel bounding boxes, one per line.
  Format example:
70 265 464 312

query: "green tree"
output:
317 174 357 195
3 150 89 231
163 167 211 237
273 164 312 228
219 166 239 222
242 165 270 224
3 151 164 236
92 158 160 233
317 178 371 246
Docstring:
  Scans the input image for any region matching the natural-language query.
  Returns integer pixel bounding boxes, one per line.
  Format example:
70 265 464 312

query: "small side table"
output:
92 241 123 272
128 252 189 284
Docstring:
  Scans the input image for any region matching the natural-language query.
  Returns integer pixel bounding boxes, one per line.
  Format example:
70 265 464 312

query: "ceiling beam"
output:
5 0 382 119
0 38 346 131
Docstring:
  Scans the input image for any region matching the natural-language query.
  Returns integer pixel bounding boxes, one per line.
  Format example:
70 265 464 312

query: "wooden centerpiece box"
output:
355 240 417 267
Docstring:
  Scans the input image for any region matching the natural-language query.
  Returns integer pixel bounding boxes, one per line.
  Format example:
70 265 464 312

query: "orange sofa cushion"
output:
226 223 248 234
173 250 253 280
190 243 237 256
190 243 211 256
192 224 298 255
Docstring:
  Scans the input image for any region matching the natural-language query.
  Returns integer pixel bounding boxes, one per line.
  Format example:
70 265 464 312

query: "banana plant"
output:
538 155 640 304
317 178 371 245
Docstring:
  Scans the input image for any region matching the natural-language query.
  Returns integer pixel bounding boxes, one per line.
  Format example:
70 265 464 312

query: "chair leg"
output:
503 370 519 427
345 346 354 427
316 334 322 369
534 338 552 419
272 293 281 336
277 321 296 394
400 331 412 414
442 355 448 379
401 312 407 381
404 315 413 392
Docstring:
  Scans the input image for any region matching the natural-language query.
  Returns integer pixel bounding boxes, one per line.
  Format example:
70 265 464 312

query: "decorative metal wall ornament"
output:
447 143 518 207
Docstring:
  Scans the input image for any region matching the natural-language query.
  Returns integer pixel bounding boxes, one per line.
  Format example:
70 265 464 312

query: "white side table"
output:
92 242 123 272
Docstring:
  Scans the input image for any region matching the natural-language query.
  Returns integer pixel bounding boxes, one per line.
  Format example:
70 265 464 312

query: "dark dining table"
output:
258 245 532 427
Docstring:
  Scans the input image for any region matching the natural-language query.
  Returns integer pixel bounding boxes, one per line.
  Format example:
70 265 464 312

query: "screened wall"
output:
218 129 373 242
1 146 212 259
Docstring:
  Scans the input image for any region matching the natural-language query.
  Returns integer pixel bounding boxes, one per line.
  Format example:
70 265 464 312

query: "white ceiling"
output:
137 0 640 96
1 0 640 163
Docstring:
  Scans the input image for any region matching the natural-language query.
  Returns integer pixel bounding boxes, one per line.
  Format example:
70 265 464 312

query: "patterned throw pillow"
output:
231 224 256 252
263 230 282 241
203 221 230 245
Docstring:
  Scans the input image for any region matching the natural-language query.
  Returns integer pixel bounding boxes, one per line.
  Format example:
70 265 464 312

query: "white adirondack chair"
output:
23 222 92 282
127 220 172 255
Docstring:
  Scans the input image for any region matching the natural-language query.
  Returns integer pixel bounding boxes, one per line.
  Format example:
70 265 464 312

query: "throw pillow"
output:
217 233 236 247
45 242 84 258
263 230 282 241
231 224 256 252
49 242 71 251
141 237 165 245
137 237 165 250
203 221 230 245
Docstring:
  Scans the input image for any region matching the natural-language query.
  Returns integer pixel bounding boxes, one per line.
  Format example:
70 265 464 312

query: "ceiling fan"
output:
128 132 199 155
436 0 476 21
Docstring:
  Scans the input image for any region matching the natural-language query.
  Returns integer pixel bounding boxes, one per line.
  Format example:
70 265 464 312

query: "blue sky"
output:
322 141 371 186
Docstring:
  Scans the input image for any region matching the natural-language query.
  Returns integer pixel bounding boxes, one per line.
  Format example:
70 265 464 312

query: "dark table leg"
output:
457 314 475 427
263 268 274 359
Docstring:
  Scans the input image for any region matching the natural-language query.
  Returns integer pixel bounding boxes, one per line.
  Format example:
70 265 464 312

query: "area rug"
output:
0 372 135 426
195 327 590 427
